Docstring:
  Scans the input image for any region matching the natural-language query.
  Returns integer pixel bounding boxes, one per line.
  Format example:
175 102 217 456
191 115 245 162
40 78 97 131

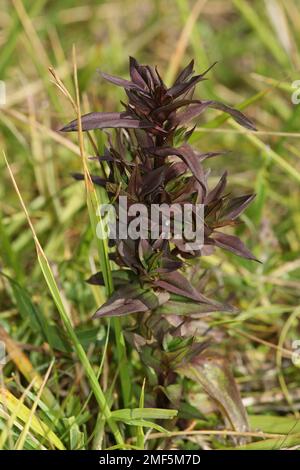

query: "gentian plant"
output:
61 57 257 436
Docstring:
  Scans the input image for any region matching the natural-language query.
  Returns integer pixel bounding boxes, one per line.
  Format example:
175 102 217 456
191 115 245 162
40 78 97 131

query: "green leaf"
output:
250 415 300 435
235 434 300 450
0 271 71 353
136 380 146 449
111 408 178 421
64 417 85 450
0 388 65 450
3 151 124 448
120 419 170 434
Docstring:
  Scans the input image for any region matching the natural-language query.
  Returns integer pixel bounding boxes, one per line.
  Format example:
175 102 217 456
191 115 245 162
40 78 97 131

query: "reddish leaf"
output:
94 284 169 318
177 352 249 434
140 166 166 197
173 59 194 84
101 71 140 90
203 100 256 131
167 62 217 99
174 101 212 126
153 271 215 305
147 145 206 191
60 112 153 132
211 232 259 261
177 144 206 192
221 194 255 220
205 171 227 204
129 56 148 89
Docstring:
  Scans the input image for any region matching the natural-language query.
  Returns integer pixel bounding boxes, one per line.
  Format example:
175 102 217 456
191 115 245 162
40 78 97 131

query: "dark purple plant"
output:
62 57 257 319
61 57 258 436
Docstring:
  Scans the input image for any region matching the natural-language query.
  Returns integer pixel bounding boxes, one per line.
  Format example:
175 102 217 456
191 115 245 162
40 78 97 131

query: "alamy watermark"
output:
291 80 300 104
291 340 300 367
0 81 6 105
0 341 7 365
96 196 204 251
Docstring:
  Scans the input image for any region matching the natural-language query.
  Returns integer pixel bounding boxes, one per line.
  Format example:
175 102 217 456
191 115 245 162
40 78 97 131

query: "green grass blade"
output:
230 120 300 184
3 150 125 448
72 49 131 408
111 408 178 420
0 387 65 450
233 0 289 66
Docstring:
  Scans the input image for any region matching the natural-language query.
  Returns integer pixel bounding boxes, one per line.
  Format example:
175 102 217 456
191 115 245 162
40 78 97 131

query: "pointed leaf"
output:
94 284 169 318
173 59 194 84
177 353 249 433
174 101 212 126
205 171 227 204
100 71 140 90
129 56 148 89
221 194 255 220
111 408 177 420
167 63 217 99
86 270 133 287
211 232 258 261
153 271 213 304
203 100 256 130
60 112 153 132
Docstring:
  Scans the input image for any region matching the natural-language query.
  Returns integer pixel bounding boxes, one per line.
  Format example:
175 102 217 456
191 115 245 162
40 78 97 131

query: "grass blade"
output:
0 387 65 450
3 150 124 447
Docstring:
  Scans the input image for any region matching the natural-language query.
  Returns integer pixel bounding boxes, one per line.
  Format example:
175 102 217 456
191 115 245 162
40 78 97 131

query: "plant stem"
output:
71 47 132 410
112 317 131 407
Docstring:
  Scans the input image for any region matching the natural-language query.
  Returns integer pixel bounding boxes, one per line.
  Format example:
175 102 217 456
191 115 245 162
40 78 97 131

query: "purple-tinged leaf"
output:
165 162 187 182
140 166 166 197
60 112 153 132
151 99 202 120
167 62 217 99
197 151 227 162
203 100 257 131
137 239 153 265
174 101 212 126
173 59 194 84
123 331 148 351
176 144 206 193
129 56 148 89
171 177 199 202
94 297 149 317
156 256 183 273
211 232 259 261
71 172 107 187
205 171 227 204
147 145 206 191
94 284 169 318
148 65 162 88
86 270 133 287
127 165 142 198
167 74 207 99
221 194 255 220
100 71 140 90
134 128 155 149
153 271 214 304
117 239 140 272
177 352 249 434
125 89 154 112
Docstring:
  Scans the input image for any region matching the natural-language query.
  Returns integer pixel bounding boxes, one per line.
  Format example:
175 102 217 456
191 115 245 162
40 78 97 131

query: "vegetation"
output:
1 0 300 450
